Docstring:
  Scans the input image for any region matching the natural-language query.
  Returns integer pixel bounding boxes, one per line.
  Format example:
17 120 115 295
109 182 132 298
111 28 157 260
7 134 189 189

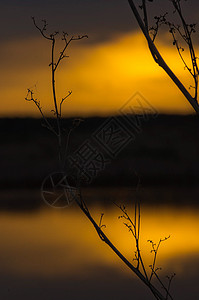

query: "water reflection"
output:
0 188 199 299
0 203 198 276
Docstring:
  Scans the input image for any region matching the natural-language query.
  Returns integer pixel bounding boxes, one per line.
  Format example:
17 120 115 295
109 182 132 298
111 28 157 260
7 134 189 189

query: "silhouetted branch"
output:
25 88 57 135
127 0 199 113
148 236 170 281
170 0 199 100
26 18 87 167
142 0 149 31
60 90 72 117
116 201 148 279
76 192 166 300
166 273 176 300
149 13 168 42
54 33 88 72
32 17 53 41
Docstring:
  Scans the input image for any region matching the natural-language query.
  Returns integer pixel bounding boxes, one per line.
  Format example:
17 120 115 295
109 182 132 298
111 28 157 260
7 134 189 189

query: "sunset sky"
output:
1 0 199 117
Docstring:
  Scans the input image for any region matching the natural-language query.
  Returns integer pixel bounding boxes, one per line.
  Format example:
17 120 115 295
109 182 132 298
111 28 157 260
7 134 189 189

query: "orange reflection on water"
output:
0 204 198 278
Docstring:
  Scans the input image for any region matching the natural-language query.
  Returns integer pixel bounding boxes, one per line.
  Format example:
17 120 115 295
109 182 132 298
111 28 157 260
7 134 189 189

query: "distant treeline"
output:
0 114 199 189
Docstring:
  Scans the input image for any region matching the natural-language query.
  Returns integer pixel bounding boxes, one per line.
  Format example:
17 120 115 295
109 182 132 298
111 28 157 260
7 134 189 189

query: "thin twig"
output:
25 89 57 136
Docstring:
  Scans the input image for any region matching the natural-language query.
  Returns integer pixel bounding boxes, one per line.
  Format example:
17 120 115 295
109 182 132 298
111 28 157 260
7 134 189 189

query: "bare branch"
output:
127 0 199 113
148 236 170 281
170 0 199 100
59 90 72 117
149 13 168 42
166 273 176 300
32 17 53 41
142 0 149 31
54 34 88 71
116 202 148 280
76 192 165 300
25 88 57 135
99 213 106 229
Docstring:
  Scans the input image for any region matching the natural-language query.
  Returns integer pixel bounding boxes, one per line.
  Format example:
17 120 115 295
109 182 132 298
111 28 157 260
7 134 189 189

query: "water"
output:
0 187 199 299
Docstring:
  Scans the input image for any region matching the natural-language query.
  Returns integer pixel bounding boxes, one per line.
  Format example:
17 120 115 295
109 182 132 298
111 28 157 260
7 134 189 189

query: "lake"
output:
0 187 198 300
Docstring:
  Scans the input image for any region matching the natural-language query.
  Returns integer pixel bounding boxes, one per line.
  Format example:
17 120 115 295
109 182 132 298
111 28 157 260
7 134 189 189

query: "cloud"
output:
1 0 199 45
0 0 136 44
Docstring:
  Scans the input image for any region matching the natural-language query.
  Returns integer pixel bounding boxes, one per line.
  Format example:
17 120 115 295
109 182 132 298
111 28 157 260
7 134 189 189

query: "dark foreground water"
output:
0 187 198 300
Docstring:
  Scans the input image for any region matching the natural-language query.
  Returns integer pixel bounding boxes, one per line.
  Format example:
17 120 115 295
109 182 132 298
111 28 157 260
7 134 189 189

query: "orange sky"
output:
0 31 196 117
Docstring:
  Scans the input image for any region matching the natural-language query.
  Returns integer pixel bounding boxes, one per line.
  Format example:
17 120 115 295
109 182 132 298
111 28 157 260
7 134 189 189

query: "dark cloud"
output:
0 0 135 43
1 0 199 44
